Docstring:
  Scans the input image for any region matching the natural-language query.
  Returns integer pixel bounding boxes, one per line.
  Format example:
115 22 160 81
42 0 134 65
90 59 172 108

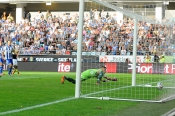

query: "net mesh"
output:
80 0 175 102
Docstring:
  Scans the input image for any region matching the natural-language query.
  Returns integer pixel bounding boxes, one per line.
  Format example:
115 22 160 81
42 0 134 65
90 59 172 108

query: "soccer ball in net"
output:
157 82 163 90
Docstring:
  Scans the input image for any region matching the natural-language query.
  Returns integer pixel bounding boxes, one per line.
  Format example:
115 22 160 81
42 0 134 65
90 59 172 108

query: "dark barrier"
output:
152 63 164 74
58 62 128 73
18 62 58 72
17 62 175 74
117 62 128 73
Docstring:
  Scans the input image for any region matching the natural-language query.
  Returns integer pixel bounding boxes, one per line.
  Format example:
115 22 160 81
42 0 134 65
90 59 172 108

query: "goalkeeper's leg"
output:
61 76 76 84
61 75 86 84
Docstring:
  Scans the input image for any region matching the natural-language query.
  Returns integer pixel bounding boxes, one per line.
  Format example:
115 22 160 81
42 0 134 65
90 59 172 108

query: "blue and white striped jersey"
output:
0 46 3 58
4 45 13 59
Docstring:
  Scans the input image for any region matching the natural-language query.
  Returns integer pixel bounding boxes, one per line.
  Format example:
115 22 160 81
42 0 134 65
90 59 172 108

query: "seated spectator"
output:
0 10 173 57
56 46 62 55
39 45 44 51
65 46 71 55
120 47 126 55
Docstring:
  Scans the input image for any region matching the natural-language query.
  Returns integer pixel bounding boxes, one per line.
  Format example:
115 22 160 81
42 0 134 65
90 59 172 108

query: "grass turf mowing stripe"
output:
0 73 172 113
0 97 76 116
0 84 138 116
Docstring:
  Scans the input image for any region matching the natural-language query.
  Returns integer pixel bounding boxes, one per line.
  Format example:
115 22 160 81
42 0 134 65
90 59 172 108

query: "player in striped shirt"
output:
4 40 14 76
0 41 4 77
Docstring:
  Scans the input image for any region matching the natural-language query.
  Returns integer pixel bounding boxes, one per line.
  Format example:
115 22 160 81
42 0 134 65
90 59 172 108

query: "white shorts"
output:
13 59 18 66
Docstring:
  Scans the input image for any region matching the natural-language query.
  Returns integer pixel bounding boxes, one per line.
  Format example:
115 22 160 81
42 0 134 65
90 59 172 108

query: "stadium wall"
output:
17 62 175 74
16 55 175 74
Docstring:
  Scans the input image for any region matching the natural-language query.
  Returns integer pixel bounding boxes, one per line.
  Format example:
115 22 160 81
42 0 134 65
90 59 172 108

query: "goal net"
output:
78 0 175 102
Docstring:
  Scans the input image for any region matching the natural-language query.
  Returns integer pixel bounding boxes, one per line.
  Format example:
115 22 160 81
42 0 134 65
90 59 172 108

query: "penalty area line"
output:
0 97 76 116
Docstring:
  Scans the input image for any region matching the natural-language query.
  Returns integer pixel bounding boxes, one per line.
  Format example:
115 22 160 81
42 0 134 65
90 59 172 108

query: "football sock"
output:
81 79 86 82
9 67 12 74
66 77 76 84
0 66 2 74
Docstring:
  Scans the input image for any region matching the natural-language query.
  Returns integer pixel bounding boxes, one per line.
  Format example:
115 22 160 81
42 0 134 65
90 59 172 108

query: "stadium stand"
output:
0 9 174 56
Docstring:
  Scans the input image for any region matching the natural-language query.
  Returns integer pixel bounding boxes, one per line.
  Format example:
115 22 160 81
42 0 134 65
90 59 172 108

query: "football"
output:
157 82 163 90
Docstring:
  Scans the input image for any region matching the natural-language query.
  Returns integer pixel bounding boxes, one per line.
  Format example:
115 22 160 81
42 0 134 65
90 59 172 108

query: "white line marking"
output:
0 85 131 115
0 97 76 116
81 85 132 97
1 79 175 115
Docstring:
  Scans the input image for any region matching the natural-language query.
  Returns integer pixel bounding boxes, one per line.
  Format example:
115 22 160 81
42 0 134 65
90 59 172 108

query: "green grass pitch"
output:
0 71 175 116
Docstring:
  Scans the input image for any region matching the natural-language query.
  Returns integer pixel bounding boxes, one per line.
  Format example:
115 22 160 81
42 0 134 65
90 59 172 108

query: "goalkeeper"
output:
61 66 117 84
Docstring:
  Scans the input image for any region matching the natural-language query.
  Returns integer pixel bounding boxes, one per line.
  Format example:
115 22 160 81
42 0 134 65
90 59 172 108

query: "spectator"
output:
120 47 126 55
7 13 14 22
125 58 130 63
45 10 50 20
1 12 7 20
26 11 31 22
39 45 44 52
154 52 159 63
89 8 93 20
0 10 173 57
116 49 120 55
36 11 44 21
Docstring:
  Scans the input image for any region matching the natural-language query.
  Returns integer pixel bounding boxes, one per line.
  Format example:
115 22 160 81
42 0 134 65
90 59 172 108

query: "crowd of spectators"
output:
0 9 175 56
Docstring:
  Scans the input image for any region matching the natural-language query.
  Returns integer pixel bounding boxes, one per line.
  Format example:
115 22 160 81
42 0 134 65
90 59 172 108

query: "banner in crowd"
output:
99 55 175 63
99 55 154 63
18 55 99 63
165 56 175 63
18 55 175 63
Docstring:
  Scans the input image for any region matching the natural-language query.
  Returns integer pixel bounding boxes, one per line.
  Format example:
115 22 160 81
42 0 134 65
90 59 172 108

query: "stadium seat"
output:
91 52 96 55
127 52 130 55
82 52 86 55
96 52 101 55
86 52 91 55
72 52 77 55
101 52 106 55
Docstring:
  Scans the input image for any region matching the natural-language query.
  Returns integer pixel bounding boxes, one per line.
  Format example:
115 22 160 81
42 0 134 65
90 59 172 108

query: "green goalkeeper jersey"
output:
81 69 105 80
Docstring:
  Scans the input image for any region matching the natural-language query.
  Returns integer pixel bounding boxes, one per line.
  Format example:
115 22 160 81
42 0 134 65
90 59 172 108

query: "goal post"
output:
75 0 84 98
76 0 175 102
132 18 138 86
